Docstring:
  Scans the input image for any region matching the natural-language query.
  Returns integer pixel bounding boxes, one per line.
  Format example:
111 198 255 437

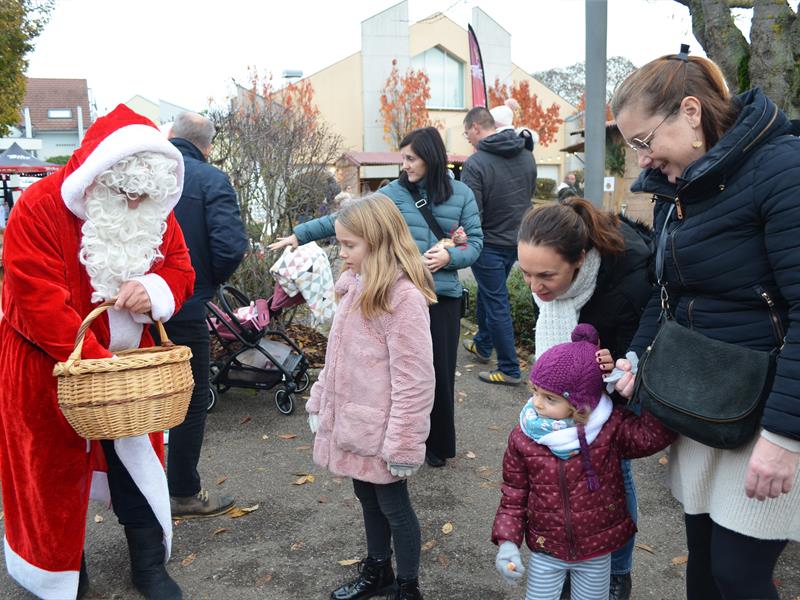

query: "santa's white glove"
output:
387 463 420 478
308 413 320 434
495 540 524 585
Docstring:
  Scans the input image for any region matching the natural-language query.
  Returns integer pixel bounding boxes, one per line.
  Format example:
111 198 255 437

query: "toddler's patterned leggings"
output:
525 552 610 600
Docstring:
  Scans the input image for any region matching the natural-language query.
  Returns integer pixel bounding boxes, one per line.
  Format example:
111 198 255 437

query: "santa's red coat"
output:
0 105 195 599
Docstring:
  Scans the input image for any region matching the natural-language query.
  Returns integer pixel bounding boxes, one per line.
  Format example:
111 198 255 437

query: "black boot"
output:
393 577 423 600
124 527 183 600
330 556 396 600
559 571 571 599
609 573 632 600
77 554 89 600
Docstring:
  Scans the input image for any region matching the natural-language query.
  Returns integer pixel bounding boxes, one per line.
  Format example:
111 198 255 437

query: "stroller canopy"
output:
0 143 59 175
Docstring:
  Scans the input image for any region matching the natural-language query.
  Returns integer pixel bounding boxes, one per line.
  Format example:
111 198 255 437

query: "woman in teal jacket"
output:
271 127 483 467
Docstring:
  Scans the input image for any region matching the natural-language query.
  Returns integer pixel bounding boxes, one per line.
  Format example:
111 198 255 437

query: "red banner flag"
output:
468 24 487 108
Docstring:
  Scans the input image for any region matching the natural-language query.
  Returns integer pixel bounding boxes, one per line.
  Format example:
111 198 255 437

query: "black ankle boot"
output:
124 527 183 600
330 556 396 600
394 577 423 599
77 554 89 600
609 573 632 600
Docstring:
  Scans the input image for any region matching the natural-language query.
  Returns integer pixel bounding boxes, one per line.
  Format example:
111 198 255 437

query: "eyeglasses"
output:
625 109 677 153
462 130 470 140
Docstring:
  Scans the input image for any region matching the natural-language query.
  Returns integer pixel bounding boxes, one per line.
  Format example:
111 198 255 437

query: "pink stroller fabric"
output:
208 299 271 341
270 282 305 312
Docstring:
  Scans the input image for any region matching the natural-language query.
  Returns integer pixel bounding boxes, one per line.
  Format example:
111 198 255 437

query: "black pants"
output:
100 440 159 529
684 513 787 599
352 479 420 580
160 319 210 497
426 295 461 460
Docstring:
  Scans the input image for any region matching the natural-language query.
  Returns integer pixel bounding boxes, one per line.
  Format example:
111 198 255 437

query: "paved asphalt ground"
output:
1 328 798 599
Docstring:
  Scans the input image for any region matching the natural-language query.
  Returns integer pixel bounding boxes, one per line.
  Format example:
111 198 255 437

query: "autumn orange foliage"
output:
488 79 564 147
379 59 434 150
575 93 615 121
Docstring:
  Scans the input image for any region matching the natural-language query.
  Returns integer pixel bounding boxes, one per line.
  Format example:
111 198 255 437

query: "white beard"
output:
79 193 168 302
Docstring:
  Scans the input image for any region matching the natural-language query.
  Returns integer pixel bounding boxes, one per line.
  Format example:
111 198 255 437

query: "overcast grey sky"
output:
26 0 754 115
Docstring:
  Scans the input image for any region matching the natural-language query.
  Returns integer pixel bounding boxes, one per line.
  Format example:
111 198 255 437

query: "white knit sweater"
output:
668 432 800 541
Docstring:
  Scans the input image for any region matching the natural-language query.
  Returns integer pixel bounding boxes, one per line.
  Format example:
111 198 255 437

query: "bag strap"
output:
407 185 448 240
655 204 676 319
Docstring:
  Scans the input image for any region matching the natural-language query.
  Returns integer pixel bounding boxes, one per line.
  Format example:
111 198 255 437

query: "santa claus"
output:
0 105 195 599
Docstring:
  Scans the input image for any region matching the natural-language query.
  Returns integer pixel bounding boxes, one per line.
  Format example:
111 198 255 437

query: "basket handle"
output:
68 300 172 363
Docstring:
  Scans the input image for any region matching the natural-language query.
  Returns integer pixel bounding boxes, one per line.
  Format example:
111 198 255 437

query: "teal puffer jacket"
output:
294 179 483 298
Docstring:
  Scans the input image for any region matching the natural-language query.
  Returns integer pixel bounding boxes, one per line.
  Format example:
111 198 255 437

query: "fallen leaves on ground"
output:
635 543 655 554
278 433 297 440
441 522 454 535
255 573 273 587
487 425 501 431
228 504 260 518
421 539 437 551
212 527 228 536
216 475 228 485
476 466 494 480
455 370 461 377
290 541 304 551
261 434 269 440
93 514 104 523
318 496 330 504
181 553 196 567
437 554 449 568
239 416 251 425
658 455 669 465
465 451 476 459
337 558 360 566
671 555 688 566
284 323 327 368
293 474 315 485
295 445 311 451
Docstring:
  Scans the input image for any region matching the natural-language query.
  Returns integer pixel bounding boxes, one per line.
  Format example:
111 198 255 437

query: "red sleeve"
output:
2 191 112 362
491 427 529 547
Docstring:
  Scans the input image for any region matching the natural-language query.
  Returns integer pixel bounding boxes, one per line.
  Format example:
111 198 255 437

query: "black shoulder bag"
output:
632 204 781 449
407 185 469 317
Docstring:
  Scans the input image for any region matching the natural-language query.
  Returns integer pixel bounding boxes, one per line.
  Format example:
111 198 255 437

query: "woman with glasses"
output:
611 48 800 599
269 127 483 473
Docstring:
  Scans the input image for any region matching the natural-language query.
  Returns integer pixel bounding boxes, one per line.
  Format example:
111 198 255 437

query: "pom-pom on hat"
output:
490 104 514 131
530 323 604 412
530 323 605 491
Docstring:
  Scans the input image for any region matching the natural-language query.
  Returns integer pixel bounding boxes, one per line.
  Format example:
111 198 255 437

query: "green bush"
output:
45 155 71 165
463 266 536 354
535 178 556 200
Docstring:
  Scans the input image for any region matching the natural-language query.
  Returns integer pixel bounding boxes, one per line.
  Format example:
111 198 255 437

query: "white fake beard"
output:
79 193 168 303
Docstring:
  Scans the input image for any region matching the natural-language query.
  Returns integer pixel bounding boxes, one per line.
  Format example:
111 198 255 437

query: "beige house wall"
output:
306 10 575 174
305 53 363 152
124 96 159 124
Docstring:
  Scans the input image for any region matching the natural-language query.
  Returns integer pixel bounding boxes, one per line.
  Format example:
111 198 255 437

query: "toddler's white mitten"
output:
495 540 524 585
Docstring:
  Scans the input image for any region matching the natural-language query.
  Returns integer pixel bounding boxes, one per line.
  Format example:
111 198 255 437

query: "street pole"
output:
584 0 607 207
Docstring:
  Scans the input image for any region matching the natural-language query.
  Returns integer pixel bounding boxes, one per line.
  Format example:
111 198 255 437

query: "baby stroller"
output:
206 284 310 415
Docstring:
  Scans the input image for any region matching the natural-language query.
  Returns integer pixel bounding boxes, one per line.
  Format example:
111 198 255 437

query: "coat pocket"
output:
334 403 387 457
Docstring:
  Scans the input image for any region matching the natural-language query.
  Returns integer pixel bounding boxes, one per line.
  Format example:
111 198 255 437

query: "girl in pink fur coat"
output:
306 194 437 600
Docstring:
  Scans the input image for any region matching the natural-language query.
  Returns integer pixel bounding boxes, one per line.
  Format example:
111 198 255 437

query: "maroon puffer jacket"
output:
491 407 675 562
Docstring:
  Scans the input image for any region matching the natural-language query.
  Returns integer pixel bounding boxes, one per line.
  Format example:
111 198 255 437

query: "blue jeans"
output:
471 245 520 378
610 458 638 575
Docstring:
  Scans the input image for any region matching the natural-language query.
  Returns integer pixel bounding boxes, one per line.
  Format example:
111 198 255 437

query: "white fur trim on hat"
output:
61 124 184 220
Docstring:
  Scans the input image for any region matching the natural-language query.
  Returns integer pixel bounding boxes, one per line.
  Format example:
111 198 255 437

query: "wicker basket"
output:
53 301 194 440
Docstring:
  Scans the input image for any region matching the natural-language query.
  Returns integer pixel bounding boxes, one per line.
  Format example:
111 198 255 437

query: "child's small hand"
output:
596 348 613 372
308 413 320 434
451 226 467 245
387 462 420 478
495 540 524 585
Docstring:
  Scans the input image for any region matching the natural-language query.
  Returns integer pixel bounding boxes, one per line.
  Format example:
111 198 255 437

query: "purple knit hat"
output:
530 323 604 491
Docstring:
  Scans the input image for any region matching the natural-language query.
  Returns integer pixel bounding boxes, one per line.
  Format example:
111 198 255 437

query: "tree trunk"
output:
675 0 799 118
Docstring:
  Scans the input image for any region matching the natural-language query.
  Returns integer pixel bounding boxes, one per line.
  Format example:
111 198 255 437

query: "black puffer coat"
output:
628 88 800 441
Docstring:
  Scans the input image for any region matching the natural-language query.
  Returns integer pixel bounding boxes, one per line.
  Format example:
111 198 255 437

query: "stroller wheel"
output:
207 386 218 412
275 389 295 415
295 371 311 393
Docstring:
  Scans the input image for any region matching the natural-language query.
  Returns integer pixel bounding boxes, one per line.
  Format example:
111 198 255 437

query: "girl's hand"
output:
308 413 320 434
613 358 636 399
596 348 613 372
268 234 299 251
387 463 420 478
422 246 451 272
745 436 799 501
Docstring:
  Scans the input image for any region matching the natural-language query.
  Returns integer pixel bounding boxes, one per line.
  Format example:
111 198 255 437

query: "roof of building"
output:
22 78 93 132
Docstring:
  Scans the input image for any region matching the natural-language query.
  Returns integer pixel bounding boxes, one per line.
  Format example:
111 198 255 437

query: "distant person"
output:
557 172 581 202
492 324 675 600
461 106 536 386
166 112 248 519
307 194 436 600
270 126 483 469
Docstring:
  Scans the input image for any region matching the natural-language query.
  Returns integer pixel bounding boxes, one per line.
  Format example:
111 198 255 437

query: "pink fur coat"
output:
307 269 434 484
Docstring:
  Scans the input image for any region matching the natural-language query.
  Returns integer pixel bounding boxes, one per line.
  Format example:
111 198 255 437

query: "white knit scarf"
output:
533 248 601 358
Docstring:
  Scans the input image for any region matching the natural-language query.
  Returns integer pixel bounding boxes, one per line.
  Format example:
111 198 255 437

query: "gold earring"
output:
692 125 702 149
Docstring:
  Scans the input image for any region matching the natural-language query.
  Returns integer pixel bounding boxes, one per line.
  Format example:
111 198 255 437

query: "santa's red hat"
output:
61 104 184 220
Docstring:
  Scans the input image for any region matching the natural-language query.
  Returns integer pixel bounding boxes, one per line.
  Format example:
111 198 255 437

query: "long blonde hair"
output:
336 194 436 319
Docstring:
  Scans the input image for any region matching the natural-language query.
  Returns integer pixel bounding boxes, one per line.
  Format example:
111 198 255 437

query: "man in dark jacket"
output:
166 112 248 517
461 107 536 385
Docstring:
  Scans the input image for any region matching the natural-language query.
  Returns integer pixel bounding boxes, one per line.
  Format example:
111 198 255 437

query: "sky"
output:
25 0 754 116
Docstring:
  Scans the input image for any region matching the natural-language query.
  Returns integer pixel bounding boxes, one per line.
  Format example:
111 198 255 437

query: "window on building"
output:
48 109 72 119
411 47 464 110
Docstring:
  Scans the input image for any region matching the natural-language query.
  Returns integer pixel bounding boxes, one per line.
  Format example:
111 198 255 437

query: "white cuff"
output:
131 274 175 323
761 429 800 453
